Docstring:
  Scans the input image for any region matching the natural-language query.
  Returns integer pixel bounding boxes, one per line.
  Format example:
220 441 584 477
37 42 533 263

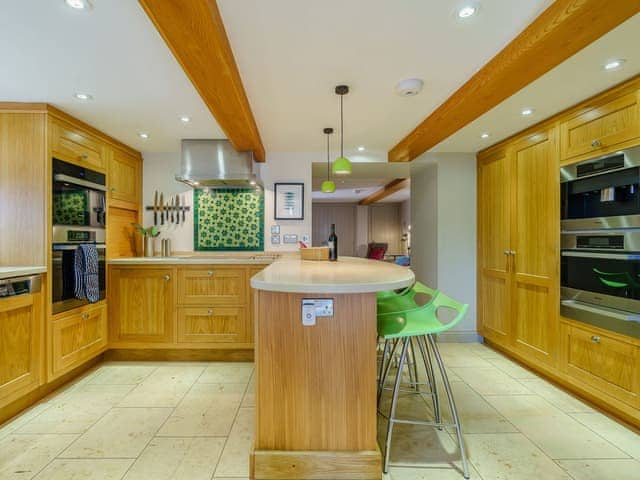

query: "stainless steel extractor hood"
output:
175 139 260 188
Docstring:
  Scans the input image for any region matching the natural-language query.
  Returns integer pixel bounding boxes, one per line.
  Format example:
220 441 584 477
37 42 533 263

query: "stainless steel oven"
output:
52 158 107 314
561 147 640 231
561 231 640 338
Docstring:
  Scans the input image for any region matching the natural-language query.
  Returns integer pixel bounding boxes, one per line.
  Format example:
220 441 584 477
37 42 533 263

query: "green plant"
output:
131 223 160 237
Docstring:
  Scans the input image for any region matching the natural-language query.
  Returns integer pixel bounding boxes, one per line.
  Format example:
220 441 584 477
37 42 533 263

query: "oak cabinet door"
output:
510 129 559 366
0 294 42 406
50 118 105 171
177 306 247 343
560 92 640 162
177 268 246 306
110 268 175 344
108 148 141 209
477 149 511 345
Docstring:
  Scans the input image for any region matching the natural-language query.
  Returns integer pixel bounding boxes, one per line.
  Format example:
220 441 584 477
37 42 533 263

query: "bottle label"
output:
328 241 334 250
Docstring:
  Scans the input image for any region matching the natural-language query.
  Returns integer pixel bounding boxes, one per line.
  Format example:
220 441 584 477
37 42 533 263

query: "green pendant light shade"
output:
321 127 336 193
332 85 352 176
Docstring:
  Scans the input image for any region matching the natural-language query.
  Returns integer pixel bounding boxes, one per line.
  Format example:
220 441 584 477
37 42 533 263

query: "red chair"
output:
367 242 388 260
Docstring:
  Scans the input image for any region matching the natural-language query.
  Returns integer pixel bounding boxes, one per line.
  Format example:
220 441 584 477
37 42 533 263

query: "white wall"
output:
410 153 478 341
142 151 314 253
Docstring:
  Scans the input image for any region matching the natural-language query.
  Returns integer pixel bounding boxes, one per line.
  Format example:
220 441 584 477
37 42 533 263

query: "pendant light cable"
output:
340 94 344 158
327 131 331 180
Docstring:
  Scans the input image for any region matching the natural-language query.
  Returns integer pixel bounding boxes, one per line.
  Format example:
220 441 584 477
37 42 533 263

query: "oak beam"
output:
359 178 409 205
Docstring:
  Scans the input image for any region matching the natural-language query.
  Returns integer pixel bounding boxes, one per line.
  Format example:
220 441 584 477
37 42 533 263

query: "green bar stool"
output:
377 286 470 479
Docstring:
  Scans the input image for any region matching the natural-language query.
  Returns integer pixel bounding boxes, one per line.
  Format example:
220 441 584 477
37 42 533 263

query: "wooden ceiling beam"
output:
139 0 266 162
359 178 409 205
388 0 640 162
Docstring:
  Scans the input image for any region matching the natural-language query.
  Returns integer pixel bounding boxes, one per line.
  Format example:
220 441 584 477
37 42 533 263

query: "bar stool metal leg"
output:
426 334 470 479
416 335 440 424
383 337 410 474
409 337 420 391
378 339 399 405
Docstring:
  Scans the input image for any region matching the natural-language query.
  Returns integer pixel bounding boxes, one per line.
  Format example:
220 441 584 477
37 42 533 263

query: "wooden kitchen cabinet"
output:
0 292 43 407
50 303 107 380
50 117 106 171
109 267 175 345
177 306 247 344
560 91 640 163
177 267 246 306
108 147 142 210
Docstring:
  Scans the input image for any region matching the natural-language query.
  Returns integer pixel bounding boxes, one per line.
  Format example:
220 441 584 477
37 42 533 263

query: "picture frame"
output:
274 182 304 220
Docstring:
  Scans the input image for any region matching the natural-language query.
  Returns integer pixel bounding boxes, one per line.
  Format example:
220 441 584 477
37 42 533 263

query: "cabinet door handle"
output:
207 309 213 315
111 187 116 192
503 250 510 256
82 312 89 320
79 153 89 160
591 139 602 148
164 274 171 281
207 271 213 276
510 250 516 256
590 335 601 343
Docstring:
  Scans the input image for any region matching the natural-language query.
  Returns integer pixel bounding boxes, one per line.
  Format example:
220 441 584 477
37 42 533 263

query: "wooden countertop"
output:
108 253 279 265
251 256 415 294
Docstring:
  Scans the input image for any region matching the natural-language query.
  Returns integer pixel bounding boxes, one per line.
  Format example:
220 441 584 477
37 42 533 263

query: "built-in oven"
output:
561 231 640 339
52 158 107 314
561 147 640 231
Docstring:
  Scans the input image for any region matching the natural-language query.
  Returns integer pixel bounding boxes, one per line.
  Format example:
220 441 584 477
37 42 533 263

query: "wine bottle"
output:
328 223 338 261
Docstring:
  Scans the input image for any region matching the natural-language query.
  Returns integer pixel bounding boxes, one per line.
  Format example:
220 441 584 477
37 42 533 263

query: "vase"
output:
144 236 154 257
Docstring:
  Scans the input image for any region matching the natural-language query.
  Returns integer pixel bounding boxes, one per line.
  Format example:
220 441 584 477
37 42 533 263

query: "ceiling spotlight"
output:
65 0 91 10
395 78 424 97
521 108 534 116
138 132 149 140
73 92 93 101
357 146 365 151
179 115 191 124
604 59 625 71
481 132 490 139
458 5 477 18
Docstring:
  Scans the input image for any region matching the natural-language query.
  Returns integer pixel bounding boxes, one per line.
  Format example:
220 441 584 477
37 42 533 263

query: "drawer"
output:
177 267 246 306
51 304 107 379
560 92 640 161
177 306 247 343
562 323 639 408
51 119 106 171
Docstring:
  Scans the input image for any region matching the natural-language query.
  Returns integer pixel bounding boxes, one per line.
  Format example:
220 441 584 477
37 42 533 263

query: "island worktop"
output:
251 256 415 293
250 257 414 479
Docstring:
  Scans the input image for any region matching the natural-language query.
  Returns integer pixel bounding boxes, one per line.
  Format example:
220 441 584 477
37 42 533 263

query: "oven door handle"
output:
54 174 107 192
53 243 106 251
561 251 640 260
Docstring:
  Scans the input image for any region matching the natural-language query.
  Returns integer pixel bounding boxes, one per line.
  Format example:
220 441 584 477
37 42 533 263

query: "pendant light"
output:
320 127 336 193
333 84 352 175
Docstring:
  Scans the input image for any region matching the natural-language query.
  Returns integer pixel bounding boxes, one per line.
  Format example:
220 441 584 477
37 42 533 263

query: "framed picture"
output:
274 182 304 220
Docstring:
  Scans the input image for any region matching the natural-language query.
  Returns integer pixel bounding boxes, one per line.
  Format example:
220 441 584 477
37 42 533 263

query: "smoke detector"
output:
395 78 424 97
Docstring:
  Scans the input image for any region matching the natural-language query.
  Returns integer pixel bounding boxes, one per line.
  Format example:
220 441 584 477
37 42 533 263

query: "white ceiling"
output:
434 13 640 152
218 0 553 154
0 0 224 154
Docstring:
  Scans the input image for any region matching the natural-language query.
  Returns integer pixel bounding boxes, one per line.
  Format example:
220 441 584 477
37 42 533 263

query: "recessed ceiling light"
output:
458 5 477 18
65 0 92 10
138 132 149 140
481 132 490 139
73 92 93 101
357 146 365 151
604 59 625 71
521 108 534 116
179 115 191 124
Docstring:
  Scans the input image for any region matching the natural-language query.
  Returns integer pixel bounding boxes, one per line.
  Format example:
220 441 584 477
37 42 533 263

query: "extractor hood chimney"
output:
175 139 260 188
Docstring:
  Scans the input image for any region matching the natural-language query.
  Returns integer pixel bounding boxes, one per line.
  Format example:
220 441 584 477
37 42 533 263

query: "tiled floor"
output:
0 342 639 479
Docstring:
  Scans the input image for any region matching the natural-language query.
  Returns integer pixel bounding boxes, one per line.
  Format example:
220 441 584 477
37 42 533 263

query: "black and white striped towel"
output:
74 244 100 303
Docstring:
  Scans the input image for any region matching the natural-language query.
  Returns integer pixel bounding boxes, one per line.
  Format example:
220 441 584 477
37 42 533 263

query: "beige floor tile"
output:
486 356 539 380
519 378 593 413
32 458 134 480
60 407 172 458
158 383 245 437
463 342 504 359
215 407 255 477
124 437 225 480
17 384 134 434
0 433 79 480
485 395 628 459
450 367 531 395
465 433 571 480
439 351 495 369
88 364 157 385
118 365 204 407
386 463 481 479
0 402 53 440
556 458 640 480
570 412 640 460
198 362 254 384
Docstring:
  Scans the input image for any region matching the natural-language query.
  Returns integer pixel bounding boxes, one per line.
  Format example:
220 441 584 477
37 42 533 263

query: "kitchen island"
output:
250 256 414 480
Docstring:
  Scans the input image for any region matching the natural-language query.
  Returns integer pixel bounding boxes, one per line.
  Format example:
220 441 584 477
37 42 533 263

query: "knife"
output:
159 192 164 225
182 194 186 222
153 191 158 226
175 194 180 225
170 196 175 223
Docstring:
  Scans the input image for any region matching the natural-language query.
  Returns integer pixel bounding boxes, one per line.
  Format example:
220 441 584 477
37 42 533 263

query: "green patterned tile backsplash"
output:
194 188 264 251
53 190 88 225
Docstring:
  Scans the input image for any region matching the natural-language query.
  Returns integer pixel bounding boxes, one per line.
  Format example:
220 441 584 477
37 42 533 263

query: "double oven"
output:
51 158 106 314
561 147 640 338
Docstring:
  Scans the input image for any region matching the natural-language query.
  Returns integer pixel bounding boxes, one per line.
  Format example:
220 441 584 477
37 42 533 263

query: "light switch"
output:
302 299 316 326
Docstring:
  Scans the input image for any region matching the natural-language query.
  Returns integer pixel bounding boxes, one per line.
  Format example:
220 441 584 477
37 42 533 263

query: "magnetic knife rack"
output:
144 206 191 212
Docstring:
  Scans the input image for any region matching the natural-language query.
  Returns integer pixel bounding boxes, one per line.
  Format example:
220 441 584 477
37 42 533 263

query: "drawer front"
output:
177 268 246 306
563 324 639 408
51 120 105 171
560 92 640 161
177 306 247 343
51 304 107 378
